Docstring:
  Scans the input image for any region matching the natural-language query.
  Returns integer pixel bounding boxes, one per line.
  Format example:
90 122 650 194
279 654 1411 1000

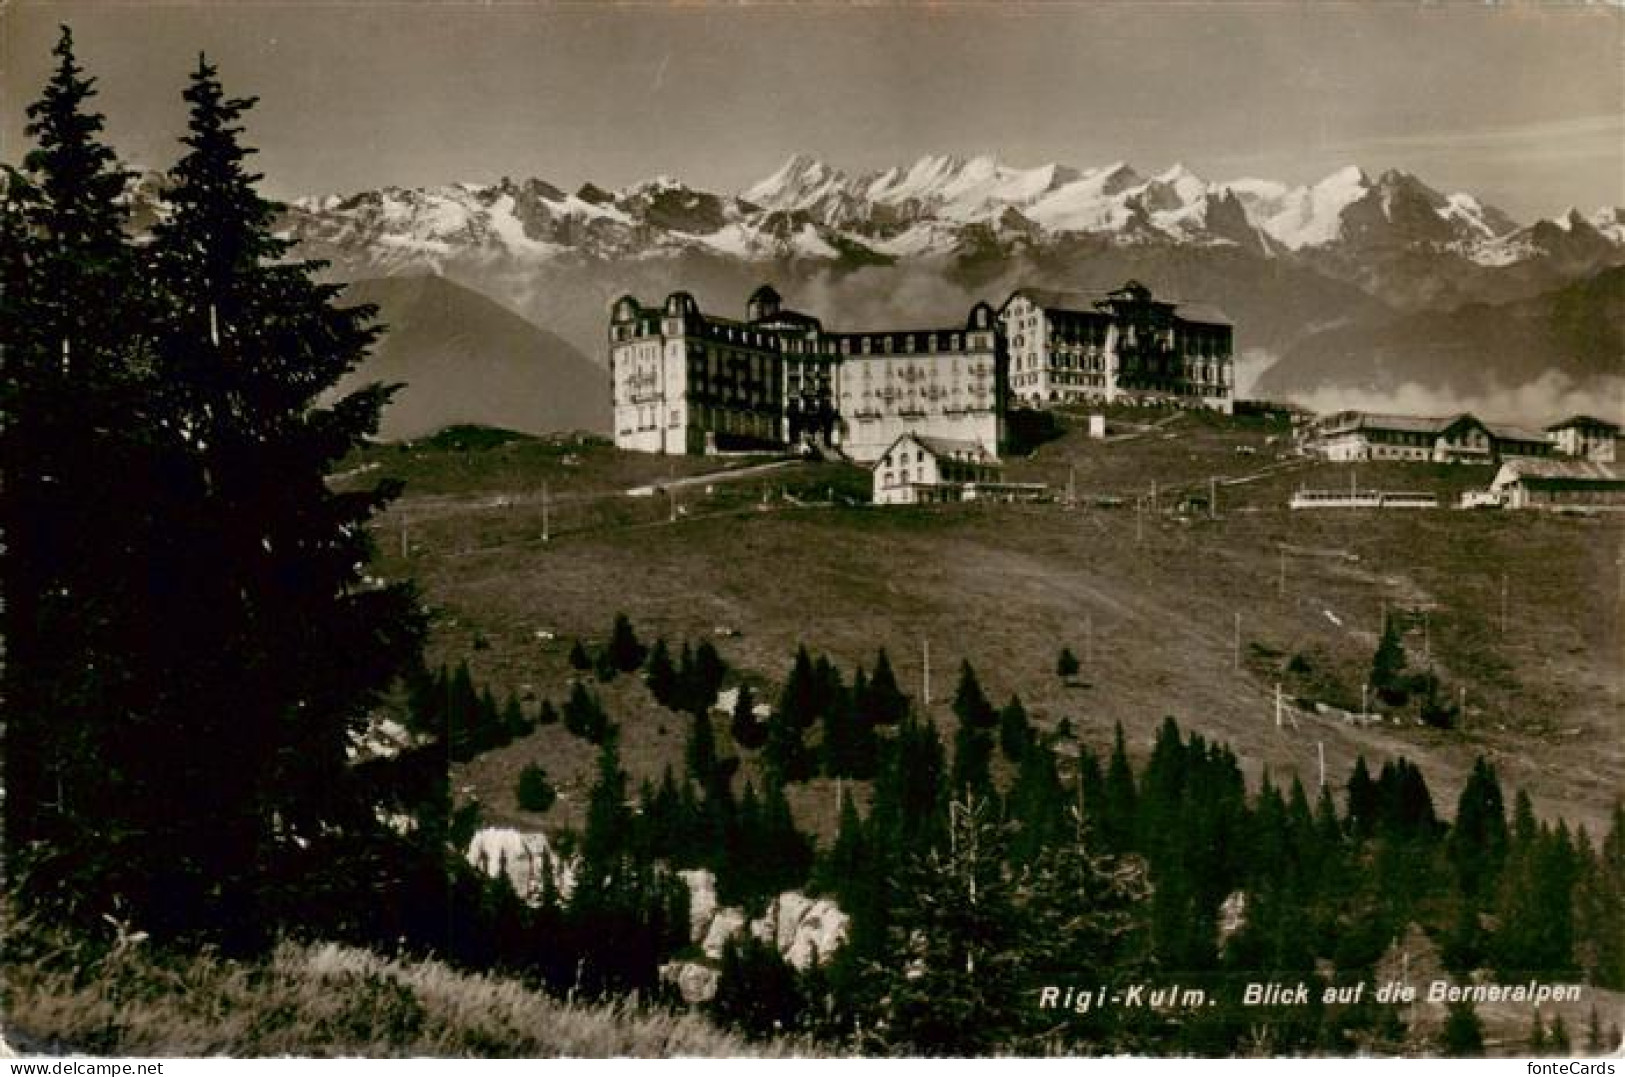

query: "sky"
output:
1 0 1621 221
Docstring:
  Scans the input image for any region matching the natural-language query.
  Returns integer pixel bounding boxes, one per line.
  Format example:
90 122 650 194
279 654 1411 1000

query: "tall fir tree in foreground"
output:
2 26 163 922
5 44 427 946
132 55 425 943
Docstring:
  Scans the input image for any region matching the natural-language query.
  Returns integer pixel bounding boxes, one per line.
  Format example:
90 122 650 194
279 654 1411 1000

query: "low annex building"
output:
1489 458 1625 510
998 280 1234 411
1303 411 1559 464
608 285 1002 464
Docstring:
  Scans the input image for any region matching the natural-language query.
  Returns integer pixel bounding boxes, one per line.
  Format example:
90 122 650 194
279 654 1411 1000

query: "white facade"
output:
998 282 1234 412
871 434 1001 505
833 309 1001 464
610 287 1003 464
1547 416 1619 463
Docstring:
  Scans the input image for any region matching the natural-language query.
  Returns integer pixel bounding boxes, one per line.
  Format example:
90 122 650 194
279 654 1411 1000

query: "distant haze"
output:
1 1 1621 220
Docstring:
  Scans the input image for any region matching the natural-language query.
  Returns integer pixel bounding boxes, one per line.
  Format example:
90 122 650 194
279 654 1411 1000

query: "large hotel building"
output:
608 280 1233 463
999 282 1234 411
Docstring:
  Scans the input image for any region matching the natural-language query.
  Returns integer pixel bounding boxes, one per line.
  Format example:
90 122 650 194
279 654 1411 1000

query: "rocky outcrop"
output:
1216 890 1249 951
749 891 849 970
679 868 718 942
465 827 577 903
665 869 849 1003
700 908 749 961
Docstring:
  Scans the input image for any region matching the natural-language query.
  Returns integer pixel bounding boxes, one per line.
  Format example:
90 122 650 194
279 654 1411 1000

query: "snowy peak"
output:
275 156 1622 273
742 153 849 209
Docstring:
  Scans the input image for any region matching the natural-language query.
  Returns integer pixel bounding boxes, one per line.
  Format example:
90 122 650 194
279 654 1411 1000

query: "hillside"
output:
0 926 806 1057
343 415 1623 842
336 275 610 440
1257 266 1625 415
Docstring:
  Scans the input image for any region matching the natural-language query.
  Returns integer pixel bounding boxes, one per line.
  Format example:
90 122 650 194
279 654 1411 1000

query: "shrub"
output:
516 764 557 813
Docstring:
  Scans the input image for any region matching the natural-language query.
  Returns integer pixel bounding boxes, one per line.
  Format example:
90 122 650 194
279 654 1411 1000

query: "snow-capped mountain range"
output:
281 153 1624 271
261 154 1623 425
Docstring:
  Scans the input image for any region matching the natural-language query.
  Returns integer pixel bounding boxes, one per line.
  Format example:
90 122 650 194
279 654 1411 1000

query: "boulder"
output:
660 961 722 1005
1216 890 1248 950
679 868 719 944
745 891 848 970
701 907 748 960
783 896 849 970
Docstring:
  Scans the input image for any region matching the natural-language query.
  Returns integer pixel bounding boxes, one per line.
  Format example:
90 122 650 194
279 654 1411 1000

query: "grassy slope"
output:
347 414 1622 840
0 926 804 1058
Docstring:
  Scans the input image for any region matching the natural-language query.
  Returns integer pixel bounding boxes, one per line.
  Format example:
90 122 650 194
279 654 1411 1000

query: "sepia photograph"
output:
0 0 1621 1061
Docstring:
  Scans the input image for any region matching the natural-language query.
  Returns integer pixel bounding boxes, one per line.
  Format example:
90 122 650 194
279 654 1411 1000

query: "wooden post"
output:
1318 741 1326 789
923 638 931 706
1210 476 1218 520
1500 573 1508 637
542 482 551 544
1275 682 1283 728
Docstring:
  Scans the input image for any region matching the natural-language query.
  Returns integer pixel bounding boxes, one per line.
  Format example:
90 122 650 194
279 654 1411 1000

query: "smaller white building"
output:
872 433 1000 505
1490 458 1625 510
1546 415 1620 463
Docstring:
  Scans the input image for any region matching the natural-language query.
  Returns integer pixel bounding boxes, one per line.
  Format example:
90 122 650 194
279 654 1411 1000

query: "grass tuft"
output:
2 920 814 1057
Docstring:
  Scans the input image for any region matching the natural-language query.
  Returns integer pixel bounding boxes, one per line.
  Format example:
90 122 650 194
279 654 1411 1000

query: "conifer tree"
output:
1548 1012 1570 1055
576 732 635 908
516 763 556 812
645 637 677 706
502 693 533 739
1346 755 1379 840
866 647 910 725
763 701 814 784
1449 756 1509 905
952 660 998 728
814 787 868 905
868 716 948 854
686 710 720 792
1528 1011 1548 1055
821 670 877 780
998 694 1032 763
689 639 727 713
712 934 806 1038
731 684 767 750
1370 614 1409 705
756 776 814 899
1008 742 1067 865
951 719 995 798
1057 647 1080 680
564 680 610 743
568 638 592 670
779 645 822 729
1101 723 1139 853
869 794 1026 1055
2 26 159 924
607 612 646 672
12 46 428 941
